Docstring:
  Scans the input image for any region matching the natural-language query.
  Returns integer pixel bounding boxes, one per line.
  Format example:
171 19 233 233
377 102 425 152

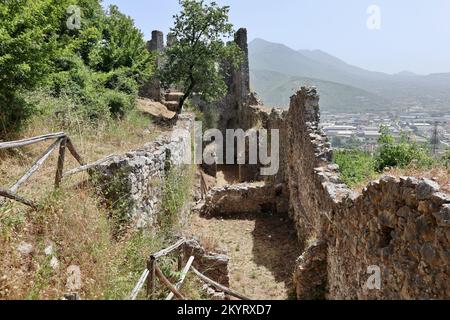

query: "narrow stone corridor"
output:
189 211 300 300
189 166 300 300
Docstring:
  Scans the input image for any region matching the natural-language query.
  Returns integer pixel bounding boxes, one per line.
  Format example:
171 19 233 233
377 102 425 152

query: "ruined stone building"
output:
200 28 449 300
105 27 449 300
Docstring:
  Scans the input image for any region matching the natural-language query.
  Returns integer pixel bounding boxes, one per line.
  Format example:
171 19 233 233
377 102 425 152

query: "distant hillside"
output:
249 38 450 111
250 69 390 112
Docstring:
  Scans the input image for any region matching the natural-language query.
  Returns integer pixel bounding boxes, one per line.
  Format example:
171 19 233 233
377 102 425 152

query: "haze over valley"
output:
249 38 450 113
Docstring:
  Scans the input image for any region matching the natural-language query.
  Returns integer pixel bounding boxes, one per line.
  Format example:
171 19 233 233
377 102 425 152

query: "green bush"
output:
334 150 377 187
102 90 135 118
0 1 153 136
160 165 194 230
104 68 139 95
0 0 60 135
0 93 32 137
443 147 450 168
375 127 434 171
48 58 109 122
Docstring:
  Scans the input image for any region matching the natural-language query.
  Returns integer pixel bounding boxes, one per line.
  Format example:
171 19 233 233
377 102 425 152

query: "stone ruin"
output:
280 88 448 299
94 27 449 300
200 28 449 300
139 30 165 101
139 30 184 112
92 114 194 229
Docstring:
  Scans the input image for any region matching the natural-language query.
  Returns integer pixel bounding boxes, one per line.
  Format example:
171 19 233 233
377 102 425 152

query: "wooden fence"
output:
1 134 249 300
0 132 87 209
129 238 251 300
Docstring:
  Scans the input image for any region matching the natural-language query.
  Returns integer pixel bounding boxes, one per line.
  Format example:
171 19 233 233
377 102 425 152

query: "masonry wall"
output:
217 28 252 133
140 30 164 101
93 115 194 229
229 84 449 299
282 87 449 300
201 182 288 217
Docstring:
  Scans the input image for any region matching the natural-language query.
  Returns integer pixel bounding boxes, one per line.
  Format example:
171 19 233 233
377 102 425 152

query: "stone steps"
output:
165 92 184 102
163 101 179 112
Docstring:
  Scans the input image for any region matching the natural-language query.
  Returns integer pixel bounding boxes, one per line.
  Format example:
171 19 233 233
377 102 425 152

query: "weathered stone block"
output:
416 179 440 200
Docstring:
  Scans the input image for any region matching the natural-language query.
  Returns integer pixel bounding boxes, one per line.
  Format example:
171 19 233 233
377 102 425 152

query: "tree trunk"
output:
177 81 195 114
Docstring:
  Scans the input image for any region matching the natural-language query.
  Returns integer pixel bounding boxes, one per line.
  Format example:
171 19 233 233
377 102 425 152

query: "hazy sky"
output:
102 0 450 75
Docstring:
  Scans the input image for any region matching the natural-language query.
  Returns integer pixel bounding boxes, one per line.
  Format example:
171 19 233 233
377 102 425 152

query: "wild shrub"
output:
333 150 377 187
375 127 435 172
0 1 152 136
160 165 195 230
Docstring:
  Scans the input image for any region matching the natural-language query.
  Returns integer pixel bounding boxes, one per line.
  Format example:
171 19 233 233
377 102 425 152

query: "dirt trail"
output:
190 167 300 300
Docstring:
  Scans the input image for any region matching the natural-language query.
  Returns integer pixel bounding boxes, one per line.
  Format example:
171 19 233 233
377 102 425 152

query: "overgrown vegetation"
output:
0 107 163 299
0 0 153 137
160 165 196 230
0 110 203 299
0 0 207 301
334 127 444 188
375 126 434 171
333 150 377 187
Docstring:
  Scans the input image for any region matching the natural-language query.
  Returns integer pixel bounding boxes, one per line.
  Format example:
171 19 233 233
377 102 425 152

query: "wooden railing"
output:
129 238 251 300
0 132 86 209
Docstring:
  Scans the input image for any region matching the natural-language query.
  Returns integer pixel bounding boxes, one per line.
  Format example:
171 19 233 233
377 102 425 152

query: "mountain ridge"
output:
248 38 450 111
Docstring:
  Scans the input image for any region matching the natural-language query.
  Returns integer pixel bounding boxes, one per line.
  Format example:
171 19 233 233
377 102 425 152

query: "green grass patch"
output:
160 165 195 230
334 150 377 187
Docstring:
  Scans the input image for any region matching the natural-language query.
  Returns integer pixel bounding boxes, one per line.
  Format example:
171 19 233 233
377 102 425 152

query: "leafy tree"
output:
0 0 62 134
0 0 154 134
94 5 152 83
159 0 243 114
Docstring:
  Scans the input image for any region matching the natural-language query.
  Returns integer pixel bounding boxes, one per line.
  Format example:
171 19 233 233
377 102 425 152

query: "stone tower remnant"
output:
140 30 165 101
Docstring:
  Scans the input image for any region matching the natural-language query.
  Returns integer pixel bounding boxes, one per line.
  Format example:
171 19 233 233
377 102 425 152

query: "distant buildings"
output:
321 109 450 154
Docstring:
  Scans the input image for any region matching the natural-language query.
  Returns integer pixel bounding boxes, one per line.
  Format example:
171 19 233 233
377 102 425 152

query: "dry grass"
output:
351 164 450 193
383 165 450 193
198 234 220 254
0 109 169 300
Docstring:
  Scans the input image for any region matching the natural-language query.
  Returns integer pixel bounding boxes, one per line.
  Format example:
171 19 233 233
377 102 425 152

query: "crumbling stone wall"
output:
138 25 448 299
93 115 194 229
201 182 288 217
184 239 230 287
281 87 449 300
228 79 448 299
326 176 449 299
232 29 250 104
217 28 251 133
283 88 340 246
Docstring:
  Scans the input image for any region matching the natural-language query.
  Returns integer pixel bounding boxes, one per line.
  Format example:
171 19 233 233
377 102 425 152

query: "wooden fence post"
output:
55 137 67 188
177 245 184 272
66 138 85 166
146 258 156 299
